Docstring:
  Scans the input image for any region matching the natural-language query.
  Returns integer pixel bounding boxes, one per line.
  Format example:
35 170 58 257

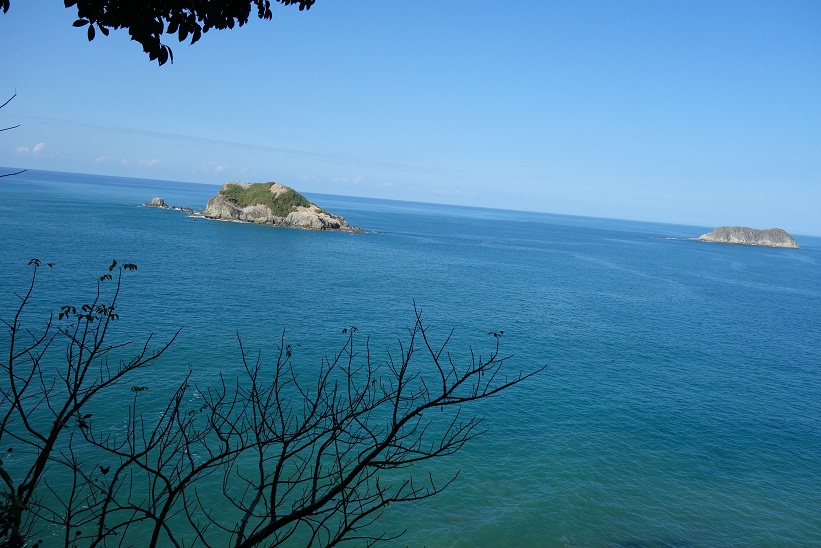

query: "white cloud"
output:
15 142 46 154
376 181 394 188
113 157 159 167
95 155 111 163
195 162 231 175
332 176 364 185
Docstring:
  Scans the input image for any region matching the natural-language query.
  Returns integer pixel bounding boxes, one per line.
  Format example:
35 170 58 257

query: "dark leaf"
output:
108 259 117 272
87 24 95 41
73 19 89 27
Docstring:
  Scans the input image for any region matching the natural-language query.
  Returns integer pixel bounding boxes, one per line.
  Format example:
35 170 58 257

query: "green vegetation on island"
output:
187 181 359 231
220 182 311 217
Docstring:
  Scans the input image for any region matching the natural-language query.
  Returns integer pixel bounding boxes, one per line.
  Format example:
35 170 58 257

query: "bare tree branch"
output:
0 91 26 178
1 262 545 547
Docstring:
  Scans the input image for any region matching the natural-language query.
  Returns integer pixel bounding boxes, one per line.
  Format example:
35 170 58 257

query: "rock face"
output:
145 197 166 208
197 182 361 232
144 197 194 213
693 226 798 248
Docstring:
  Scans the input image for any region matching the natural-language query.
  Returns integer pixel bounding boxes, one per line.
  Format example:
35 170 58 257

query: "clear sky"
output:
1 1 819 234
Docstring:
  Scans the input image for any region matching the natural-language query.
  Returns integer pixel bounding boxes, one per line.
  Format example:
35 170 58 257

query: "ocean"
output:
1 170 820 546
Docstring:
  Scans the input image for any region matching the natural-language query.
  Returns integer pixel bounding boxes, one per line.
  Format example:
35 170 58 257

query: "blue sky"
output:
1 1 819 234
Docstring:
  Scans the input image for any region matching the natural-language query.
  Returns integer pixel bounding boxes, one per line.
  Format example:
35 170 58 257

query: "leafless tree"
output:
0 259 177 545
1 92 26 178
1 260 544 547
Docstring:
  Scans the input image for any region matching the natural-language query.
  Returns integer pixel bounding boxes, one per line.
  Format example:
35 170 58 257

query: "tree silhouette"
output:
0 92 25 179
1 260 544 546
1 1 317 65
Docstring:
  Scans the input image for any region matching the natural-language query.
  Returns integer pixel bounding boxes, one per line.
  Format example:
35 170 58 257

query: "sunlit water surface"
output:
1 170 820 546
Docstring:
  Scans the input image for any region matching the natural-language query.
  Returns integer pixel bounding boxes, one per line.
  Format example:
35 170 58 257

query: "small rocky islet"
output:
690 226 798 248
145 182 362 232
144 197 193 213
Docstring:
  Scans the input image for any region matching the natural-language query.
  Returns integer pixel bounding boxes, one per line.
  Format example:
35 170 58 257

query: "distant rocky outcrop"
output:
692 226 798 248
196 182 361 232
144 197 194 213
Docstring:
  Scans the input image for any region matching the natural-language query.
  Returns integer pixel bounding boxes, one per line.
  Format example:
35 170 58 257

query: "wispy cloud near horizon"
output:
29 117 465 179
332 176 364 185
16 142 46 154
196 162 230 175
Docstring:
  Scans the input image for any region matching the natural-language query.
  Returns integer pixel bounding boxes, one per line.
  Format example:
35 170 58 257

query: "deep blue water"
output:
1 170 820 546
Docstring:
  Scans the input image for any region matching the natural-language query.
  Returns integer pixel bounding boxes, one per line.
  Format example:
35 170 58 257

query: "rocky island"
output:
144 197 194 213
691 226 798 248
146 182 361 232
199 182 361 231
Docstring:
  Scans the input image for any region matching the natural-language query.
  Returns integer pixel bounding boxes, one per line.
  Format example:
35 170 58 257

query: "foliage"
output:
0 260 544 547
1 1 316 65
221 182 312 217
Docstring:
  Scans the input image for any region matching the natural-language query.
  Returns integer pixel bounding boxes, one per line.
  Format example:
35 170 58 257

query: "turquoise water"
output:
1 170 820 546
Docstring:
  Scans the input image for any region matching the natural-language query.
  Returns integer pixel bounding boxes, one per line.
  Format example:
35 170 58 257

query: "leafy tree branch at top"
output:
1 0 317 65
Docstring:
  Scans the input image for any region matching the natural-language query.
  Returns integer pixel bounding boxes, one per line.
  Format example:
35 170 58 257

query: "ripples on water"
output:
1 170 819 546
